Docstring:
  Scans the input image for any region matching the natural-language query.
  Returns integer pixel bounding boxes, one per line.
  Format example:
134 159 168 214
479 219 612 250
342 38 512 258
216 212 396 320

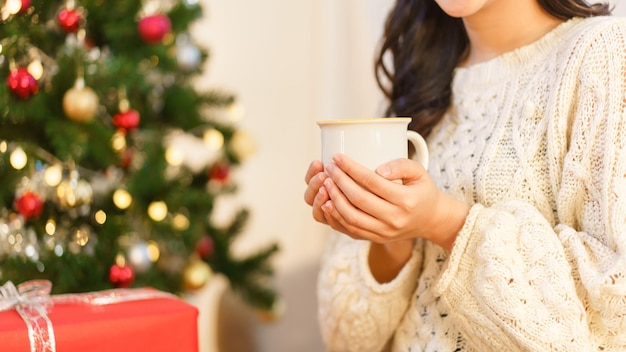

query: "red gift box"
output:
0 281 199 352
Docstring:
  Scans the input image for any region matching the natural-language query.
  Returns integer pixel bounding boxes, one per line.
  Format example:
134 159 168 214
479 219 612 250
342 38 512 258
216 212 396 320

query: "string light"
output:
9 147 27 170
94 210 107 225
227 103 245 122
5 0 23 15
45 219 56 235
165 147 184 166
111 131 126 152
27 60 44 80
113 189 132 209
203 129 224 151
147 201 167 221
172 213 189 230
146 241 160 262
44 164 63 186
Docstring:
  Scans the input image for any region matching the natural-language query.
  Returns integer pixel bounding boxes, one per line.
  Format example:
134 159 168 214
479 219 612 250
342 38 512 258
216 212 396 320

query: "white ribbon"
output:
0 280 56 352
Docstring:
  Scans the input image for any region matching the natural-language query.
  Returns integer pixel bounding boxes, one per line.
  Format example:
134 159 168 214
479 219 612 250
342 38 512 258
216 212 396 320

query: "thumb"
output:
375 158 426 183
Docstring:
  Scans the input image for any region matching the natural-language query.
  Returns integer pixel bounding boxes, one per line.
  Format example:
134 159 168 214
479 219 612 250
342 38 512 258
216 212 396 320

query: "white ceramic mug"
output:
317 117 429 172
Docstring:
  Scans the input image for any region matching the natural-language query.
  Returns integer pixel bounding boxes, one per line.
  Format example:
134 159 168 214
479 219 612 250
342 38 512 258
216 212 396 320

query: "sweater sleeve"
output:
317 230 423 351
434 21 626 351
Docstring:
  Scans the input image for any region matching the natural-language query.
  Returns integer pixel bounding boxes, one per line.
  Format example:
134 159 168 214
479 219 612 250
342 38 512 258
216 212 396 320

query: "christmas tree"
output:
0 0 279 311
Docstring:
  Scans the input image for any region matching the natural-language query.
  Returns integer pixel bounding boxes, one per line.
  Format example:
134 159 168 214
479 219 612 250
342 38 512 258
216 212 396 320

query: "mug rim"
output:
316 117 411 125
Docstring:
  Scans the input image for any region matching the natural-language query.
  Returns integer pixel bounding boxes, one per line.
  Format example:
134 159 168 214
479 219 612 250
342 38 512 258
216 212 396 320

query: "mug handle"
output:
407 131 429 170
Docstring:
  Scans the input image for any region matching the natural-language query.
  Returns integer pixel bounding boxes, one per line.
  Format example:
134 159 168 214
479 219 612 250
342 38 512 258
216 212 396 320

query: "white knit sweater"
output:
317 16 626 352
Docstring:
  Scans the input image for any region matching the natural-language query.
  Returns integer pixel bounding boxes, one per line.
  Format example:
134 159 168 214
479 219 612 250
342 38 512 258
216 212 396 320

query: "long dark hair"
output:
375 0 612 137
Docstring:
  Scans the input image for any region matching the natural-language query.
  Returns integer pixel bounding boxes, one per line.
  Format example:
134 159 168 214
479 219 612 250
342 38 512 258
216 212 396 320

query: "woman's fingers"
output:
320 197 385 243
322 176 391 240
304 171 327 206
304 160 325 204
324 161 393 220
327 154 411 218
311 183 330 224
305 160 324 183
375 157 426 184
304 160 331 224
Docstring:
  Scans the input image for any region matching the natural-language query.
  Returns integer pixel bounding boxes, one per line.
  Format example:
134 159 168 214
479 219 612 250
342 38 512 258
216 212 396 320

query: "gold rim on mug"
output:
316 117 411 124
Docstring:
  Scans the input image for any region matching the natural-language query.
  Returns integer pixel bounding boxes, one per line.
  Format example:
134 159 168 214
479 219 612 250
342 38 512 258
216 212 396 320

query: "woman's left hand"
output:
320 154 469 250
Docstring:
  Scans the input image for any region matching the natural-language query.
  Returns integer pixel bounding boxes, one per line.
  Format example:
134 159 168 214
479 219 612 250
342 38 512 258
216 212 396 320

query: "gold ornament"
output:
56 172 93 208
63 78 99 122
182 258 212 291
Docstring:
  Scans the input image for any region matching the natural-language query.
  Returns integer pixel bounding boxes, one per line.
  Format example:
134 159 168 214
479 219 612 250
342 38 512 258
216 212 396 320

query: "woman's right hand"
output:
304 160 330 225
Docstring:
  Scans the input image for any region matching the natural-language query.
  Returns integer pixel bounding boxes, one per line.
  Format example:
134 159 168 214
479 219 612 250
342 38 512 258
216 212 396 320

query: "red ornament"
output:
17 0 31 14
7 68 38 100
112 109 140 130
15 191 44 220
57 9 81 33
137 14 171 44
109 263 134 287
209 162 230 182
195 235 214 259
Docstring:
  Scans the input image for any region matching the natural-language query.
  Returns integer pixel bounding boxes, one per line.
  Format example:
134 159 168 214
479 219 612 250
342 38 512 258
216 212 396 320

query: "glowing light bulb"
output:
203 129 224 151
148 201 168 221
45 219 56 235
227 103 245 122
5 0 23 15
113 189 132 209
147 241 160 262
172 213 190 230
94 210 107 224
10 147 27 170
27 60 43 80
44 164 63 186
165 147 184 166
111 131 126 152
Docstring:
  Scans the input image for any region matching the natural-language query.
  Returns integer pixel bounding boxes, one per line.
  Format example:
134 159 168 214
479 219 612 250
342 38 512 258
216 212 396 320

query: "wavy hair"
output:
375 0 612 137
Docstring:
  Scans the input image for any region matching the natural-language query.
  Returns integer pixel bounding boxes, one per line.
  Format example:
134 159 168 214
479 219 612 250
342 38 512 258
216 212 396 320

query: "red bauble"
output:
137 14 171 44
209 162 230 182
195 235 214 259
15 191 44 220
57 9 81 33
18 0 31 14
109 263 135 288
112 109 140 130
7 68 38 100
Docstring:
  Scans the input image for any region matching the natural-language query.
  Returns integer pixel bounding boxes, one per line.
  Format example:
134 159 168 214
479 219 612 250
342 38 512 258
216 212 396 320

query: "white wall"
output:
614 0 626 16
192 1 393 351
193 1 626 351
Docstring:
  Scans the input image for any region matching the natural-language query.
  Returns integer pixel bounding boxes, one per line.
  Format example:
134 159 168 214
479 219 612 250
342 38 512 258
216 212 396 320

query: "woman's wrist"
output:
431 194 470 251
368 239 414 283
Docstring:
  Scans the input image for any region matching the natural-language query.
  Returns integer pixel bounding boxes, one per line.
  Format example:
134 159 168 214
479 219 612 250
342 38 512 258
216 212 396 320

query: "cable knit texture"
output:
317 16 626 351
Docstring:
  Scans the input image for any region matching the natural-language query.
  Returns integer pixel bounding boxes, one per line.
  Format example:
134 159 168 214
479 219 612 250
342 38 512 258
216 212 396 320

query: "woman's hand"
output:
304 160 332 225
319 154 469 250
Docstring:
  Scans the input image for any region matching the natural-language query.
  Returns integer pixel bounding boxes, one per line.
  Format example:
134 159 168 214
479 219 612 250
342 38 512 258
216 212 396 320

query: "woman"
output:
304 0 626 350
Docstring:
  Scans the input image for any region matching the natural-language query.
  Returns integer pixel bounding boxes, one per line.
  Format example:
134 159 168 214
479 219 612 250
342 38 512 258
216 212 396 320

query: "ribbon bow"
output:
0 280 56 352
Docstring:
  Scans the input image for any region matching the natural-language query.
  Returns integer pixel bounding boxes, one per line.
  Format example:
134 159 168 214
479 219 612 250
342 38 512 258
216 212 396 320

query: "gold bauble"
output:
56 179 93 208
63 85 99 122
182 259 212 291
